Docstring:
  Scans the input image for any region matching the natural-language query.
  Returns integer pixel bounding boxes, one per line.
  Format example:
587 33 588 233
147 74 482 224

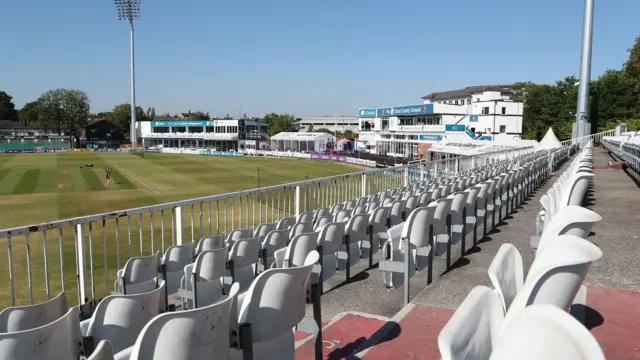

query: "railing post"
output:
295 186 301 218
75 224 88 304
361 174 367 198
175 207 183 245
403 167 409 186
471 156 476 169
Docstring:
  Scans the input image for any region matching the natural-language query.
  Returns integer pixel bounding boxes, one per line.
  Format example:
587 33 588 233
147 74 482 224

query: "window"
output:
502 107 507 115
482 107 490 115
454 100 459 105
500 125 506 133
466 99 471 105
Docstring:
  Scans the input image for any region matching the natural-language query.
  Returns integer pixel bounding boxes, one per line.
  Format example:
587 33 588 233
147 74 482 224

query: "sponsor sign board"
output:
310 153 346 162
200 150 244 157
445 124 465 132
418 134 443 142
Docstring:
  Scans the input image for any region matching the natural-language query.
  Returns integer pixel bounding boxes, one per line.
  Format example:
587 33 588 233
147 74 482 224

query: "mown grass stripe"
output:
0 169 25 194
81 168 106 191
13 169 40 194
69 168 90 191
34 170 59 194
0 169 9 183
110 169 136 190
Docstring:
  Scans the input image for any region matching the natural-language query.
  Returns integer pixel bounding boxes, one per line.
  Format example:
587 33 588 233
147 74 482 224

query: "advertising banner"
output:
310 153 346 162
345 157 376 167
200 150 244 157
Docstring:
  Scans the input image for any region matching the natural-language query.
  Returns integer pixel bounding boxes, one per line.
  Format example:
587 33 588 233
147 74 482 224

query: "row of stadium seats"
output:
0 146 580 359
437 141 607 359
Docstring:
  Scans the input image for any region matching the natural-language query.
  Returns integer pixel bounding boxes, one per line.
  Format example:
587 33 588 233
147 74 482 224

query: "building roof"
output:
421 85 513 101
0 120 24 130
299 116 358 124
270 132 334 141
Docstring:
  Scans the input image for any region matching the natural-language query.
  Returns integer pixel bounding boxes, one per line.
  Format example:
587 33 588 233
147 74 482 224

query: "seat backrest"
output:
162 244 195 272
0 307 83 360
369 206 390 233
314 216 333 232
487 244 524 313
314 208 331 219
190 249 227 307
433 198 452 233
448 191 468 221
285 232 319 268
253 223 276 241
401 204 437 249
276 217 295 231
262 229 289 259
330 204 343 214
388 200 405 226
229 237 261 268
120 251 160 294
438 286 504 360
238 252 319 344
289 221 314 238
345 214 369 243
491 305 605 360
506 236 602 328
129 283 240 360
351 206 367 216
405 195 419 213
195 234 225 254
87 281 166 353
297 212 314 223
0 291 68 333
226 228 254 246
537 206 601 254
334 210 350 223
317 222 345 255
366 201 380 213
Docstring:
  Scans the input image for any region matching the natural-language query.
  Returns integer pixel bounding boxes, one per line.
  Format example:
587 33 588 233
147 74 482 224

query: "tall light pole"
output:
575 0 594 141
115 0 141 147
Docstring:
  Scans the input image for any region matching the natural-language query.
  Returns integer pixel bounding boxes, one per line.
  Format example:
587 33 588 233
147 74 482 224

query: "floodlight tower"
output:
575 0 595 141
115 0 141 147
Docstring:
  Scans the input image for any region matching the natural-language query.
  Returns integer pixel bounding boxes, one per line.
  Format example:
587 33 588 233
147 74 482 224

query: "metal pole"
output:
575 0 594 140
129 19 138 147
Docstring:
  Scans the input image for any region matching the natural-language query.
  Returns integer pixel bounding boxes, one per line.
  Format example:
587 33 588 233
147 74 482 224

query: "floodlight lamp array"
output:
114 0 141 20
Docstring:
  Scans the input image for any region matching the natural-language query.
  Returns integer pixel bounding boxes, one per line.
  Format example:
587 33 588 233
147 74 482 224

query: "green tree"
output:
37 88 90 146
0 91 18 121
188 111 210 120
260 113 299 136
342 129 357 140
147 107 156 120
306 124 314 132
624 35 640 88
105 104 147 139
19 101 43 127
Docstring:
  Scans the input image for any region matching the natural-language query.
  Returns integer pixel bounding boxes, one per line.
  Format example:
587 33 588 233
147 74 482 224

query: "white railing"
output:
601 131 640 170
0 146 534 308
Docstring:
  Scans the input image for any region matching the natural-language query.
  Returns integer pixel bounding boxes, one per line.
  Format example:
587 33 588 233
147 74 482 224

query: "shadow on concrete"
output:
347 321 402 359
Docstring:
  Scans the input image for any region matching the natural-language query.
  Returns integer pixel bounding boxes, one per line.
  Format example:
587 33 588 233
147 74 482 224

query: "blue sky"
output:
1 0 639 117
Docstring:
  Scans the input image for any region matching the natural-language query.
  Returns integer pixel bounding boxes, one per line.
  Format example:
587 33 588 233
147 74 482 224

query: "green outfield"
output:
0 152 356 230
0 152 359 307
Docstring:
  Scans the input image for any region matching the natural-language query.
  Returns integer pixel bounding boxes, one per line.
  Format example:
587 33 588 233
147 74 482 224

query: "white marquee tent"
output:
270 132 336 153
537 128 562 150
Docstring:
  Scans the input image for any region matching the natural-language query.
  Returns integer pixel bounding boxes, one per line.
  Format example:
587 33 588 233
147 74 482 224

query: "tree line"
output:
2 35 640 143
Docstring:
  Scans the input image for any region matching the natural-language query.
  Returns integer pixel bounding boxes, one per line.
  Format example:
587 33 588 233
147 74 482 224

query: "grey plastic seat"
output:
388 200 406 227
234 252 319 360
260 229 289 270
313 216 333 232
314 207 331 220
536 206 601 255
487 244 524 314
82 281 166 354
226 228 255 248
333 210 350 223
196 234 225 255
180 249 226 309
0 307 84 360
297 212 314 223
338 214 369 274
289 221 313 238
227 237 261 290
253 223 276 242
360 206 390 262
276 217 295 231
448 191 469 249
119 283 240 360
161 243 195 295
315 222 344 286
438 286 505 360
114 252 160 295
0 291 68 333
88 340 115 360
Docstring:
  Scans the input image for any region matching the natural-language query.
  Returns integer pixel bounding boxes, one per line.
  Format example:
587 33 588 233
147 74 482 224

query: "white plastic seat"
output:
388 200 406 226
333 210 350 223
0 307 83 360
289 221 313 238
344 200 356 211
226 228 255 248
121 283 240 360
330 204 343 214
234 252 320 360
315 223 344 285
260 229 289 270
0 291 68 333
338 214 369 272
314 208 331 220
448 191 469 247
161 243 195 295
360 206 390 261
282 232 319 269
313 216 332 231
253 223 276 242
196 234 225 255
433 197 452 257
180 249 226 309
297 212 314 223
381 204 436 288
490 305 605 360
438 286 505 360
536 206 601 255
487 244 524 313
276 217 295 231
504 235 603 328
115 252 160 295
82 281 166 354
351 205 367 216
228 237 261 290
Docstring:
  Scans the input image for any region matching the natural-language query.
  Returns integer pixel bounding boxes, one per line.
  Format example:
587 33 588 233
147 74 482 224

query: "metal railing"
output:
602 132 640 170
0 146 533 308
